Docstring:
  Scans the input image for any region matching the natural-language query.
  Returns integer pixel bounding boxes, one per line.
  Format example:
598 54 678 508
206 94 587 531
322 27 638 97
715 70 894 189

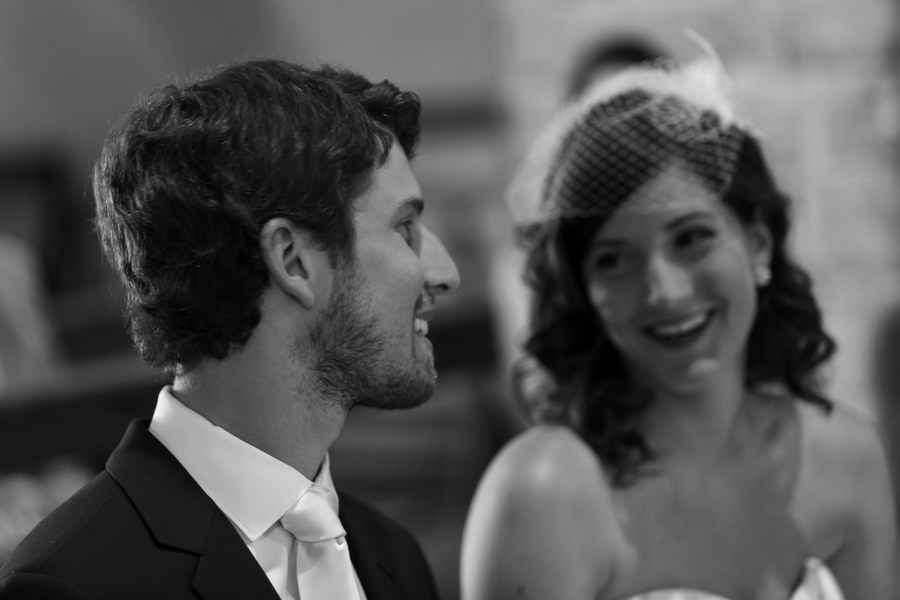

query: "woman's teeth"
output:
647 311 711 339
414 318 429 335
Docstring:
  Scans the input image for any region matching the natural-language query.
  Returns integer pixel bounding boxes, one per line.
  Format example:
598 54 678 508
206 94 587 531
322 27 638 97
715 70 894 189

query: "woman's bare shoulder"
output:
796 401 897 596
797 399 889 481
461 424 618 599
796 398 894 534
478 424 610 504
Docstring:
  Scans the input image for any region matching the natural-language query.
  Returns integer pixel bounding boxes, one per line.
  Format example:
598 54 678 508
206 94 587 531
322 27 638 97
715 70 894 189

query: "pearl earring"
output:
753 264 771 287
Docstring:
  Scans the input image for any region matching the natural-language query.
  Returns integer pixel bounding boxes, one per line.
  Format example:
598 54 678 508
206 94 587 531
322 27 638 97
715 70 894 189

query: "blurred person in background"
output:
462 53 896 599
565 36 667 101
0 232 59 393
0 58 459 599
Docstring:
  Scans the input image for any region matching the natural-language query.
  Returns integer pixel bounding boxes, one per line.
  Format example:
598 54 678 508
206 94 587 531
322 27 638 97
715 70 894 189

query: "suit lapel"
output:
107 420 279 600
192 510 281 600
340 496 397 600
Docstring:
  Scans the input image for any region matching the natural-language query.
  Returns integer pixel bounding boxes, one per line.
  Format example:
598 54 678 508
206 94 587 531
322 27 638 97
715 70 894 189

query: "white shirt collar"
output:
149 385 337 542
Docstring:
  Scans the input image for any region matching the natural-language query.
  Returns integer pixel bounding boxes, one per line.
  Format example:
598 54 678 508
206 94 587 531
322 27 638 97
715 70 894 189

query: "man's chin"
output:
354 376 435 411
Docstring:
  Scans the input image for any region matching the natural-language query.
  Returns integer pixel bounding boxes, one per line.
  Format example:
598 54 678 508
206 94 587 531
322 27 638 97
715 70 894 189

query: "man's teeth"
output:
414 318 429 335
648 312 710 338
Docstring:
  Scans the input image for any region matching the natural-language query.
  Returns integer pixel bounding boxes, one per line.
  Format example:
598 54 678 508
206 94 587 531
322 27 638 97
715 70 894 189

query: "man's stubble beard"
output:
297 266 436 412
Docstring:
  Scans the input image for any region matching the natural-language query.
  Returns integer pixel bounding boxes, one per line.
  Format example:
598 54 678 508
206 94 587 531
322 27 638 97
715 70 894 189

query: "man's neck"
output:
171 352 348 481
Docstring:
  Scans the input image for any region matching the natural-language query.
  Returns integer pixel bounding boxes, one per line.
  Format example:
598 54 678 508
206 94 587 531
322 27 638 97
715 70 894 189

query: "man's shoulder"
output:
1 420 173 582
0 460 253 600
0 429 213 600
1 472 121 576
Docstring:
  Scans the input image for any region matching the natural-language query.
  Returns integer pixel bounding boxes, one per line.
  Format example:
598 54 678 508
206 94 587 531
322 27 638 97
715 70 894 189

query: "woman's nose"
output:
645 254 692 306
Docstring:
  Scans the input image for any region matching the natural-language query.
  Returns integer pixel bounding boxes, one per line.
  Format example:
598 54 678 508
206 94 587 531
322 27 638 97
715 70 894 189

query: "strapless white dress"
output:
621 558 843 600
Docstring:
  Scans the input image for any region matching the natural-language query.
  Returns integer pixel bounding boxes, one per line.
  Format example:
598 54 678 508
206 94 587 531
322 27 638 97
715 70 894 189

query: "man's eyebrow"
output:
393 197 424 220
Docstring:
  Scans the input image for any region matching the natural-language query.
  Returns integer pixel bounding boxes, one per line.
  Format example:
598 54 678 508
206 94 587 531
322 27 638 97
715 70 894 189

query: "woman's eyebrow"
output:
664 210 714 231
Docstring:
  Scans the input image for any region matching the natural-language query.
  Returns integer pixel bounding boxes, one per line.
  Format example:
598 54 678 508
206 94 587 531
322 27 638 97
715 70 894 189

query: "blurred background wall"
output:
1 1 899 598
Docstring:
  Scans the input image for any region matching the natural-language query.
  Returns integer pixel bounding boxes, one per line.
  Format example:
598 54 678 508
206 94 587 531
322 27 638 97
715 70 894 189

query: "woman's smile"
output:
641 308 716 345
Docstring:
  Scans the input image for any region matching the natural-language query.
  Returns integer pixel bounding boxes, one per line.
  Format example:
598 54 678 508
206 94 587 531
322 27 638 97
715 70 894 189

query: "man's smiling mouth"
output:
413 317 429 335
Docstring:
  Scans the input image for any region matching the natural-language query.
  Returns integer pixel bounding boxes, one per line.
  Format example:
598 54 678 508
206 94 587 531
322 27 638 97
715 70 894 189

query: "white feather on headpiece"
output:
576 29 737 127
507 31 750 228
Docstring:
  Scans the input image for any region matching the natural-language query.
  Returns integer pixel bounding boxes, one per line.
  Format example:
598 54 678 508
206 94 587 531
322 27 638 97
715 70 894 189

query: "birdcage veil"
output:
507 35 753 229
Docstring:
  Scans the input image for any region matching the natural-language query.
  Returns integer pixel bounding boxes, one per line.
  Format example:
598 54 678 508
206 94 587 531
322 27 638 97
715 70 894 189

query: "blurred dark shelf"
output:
0 355 164 474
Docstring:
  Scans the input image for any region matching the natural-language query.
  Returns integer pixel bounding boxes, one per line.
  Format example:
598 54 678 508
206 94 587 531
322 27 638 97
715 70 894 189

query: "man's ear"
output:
259 217 329 309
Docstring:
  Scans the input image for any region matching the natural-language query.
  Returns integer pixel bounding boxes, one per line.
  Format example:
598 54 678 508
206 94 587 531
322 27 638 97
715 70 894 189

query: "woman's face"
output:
580 164 771 397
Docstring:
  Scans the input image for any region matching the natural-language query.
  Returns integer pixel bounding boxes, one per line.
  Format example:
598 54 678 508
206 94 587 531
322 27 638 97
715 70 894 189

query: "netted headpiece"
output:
508 48 752 228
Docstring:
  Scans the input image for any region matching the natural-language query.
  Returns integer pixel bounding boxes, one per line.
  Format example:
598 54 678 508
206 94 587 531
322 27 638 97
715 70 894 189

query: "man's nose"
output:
421 227 461 296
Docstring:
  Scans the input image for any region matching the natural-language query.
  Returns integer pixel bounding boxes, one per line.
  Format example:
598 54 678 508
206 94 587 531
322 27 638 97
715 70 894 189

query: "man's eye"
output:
398 221 415 246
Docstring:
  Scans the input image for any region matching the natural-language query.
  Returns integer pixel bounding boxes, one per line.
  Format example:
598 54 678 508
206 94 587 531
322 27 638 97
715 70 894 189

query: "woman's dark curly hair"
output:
515 94 836 486
93 59 421 375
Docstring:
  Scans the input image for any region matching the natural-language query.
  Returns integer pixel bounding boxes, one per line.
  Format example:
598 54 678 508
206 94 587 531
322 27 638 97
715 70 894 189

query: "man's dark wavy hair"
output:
93 59 421 375
516 106 836 487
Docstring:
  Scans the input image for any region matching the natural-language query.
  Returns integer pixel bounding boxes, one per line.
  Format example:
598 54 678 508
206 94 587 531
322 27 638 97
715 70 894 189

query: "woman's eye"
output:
594 254 620 270
676 227 716 249
588 251 631 276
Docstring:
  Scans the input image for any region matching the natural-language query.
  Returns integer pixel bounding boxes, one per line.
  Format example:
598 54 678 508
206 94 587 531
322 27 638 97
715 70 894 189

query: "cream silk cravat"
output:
280 484 362 600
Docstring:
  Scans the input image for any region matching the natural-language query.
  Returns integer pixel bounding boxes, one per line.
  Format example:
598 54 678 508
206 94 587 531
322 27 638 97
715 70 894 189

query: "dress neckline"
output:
615 557 844 600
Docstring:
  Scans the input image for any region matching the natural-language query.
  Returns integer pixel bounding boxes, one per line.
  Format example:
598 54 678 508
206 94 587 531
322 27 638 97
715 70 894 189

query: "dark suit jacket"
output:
0 420 440 600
